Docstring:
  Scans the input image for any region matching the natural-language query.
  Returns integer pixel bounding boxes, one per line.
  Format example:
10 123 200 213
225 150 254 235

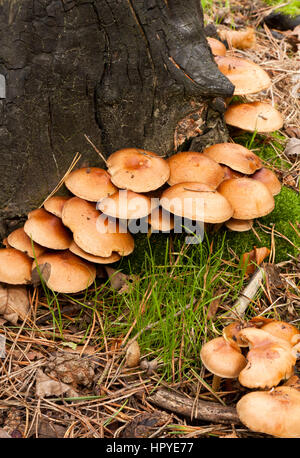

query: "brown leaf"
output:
105 267 136 293
125 341 141 368
0 429 12 438
31 262 51 287
241 246 270 276
218 27 256 49
0 285 30 325
284 138 300 157
35 369 79 399
207 289 223 319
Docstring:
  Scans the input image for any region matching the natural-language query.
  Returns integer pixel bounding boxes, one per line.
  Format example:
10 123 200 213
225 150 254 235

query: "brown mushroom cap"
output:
98 190 152 220
200 337 247 378
223 321 255 347
7 227 46 258
0 248 32 285
32 250 96 293
148 207 175 232
218 178 275 219
237 387 300 438
261 320 300 345
44 196 70 218
167 152 225 188
203 143 262 174
224 101 284 132
24 209 72 250
237 327 296 389
64 168 117 202
160 183 233 223
69 241 121 264
207 37 227 56
107 148 170 193
215 56 271 95
251 167 281 196
62 197 134 258
225 218 253 232
222 166 244 181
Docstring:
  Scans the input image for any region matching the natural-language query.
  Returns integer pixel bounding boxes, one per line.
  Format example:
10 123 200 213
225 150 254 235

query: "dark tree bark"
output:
0 0 233 235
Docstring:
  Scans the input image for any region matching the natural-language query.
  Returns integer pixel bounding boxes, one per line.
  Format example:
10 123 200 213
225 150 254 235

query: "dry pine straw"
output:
1 8 300 440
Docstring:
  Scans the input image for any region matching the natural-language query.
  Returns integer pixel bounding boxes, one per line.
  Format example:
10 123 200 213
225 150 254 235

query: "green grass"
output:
263 0 300 17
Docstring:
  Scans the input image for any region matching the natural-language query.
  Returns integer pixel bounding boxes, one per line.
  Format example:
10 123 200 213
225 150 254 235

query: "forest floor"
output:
0 0 299 439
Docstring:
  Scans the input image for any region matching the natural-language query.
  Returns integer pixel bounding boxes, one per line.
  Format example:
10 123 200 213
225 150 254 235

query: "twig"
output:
147 388 240 425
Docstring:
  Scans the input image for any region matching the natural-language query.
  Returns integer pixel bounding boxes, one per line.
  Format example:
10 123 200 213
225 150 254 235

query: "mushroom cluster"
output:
0 36 284 295
200 317 300 437
0 142 281 294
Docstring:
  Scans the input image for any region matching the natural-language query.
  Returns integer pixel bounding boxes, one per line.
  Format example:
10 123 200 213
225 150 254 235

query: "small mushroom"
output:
215 56 271 95
7 227 46 258
160 182 233 223
0 248 32 285
237 327 296 389
32 250 96 293
24 208 72 250
207 37 227 56
44 196 70 218
65 167 117 202
148 207 174 232
237 387 300 438
69 241 121 264
225 218 253 232
250 167 281 196
98 190 152 220
62 198 134 258
107 148 170 193
200 336 247 391
167 151 225 188
224 101 284 133
203 143 262 175
218 178 275 219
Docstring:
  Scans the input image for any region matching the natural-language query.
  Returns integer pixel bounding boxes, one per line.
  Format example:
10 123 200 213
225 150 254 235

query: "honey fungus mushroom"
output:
237 387 300 438
7 227 46 258
251 167 281 196
237 327 296 389
224 101 284 133
98 190 152 220
107 148 170 193
62 197 134 258
65 167 117 202
207 37 227 56
24 208 72 250
160 183 233 223
218 178 274 220
200 337 247 390
32 251 96 294
44 196 70 218
215 56 271 95
203 143 262 175
167 152 225 188
0 248 32 285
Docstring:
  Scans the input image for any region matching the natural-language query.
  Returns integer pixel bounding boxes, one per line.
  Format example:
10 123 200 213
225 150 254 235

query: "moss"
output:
263 0 300 17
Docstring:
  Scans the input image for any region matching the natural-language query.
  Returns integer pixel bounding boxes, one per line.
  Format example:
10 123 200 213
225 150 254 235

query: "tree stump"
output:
0 0 233 235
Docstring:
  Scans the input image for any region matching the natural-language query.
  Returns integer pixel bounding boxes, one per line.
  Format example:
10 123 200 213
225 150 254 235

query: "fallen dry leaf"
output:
0 284 30 325
35 369 79 399
120 411 171 438
125 340 141 368
218 27 256 49
104 267 136 293
241 246 270 276
284 138 300 157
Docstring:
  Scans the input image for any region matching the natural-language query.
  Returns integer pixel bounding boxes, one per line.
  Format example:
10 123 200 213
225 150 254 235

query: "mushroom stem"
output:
212 375 222 392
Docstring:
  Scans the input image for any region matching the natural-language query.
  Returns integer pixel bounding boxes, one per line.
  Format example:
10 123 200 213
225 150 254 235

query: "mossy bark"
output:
0 0 233 236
